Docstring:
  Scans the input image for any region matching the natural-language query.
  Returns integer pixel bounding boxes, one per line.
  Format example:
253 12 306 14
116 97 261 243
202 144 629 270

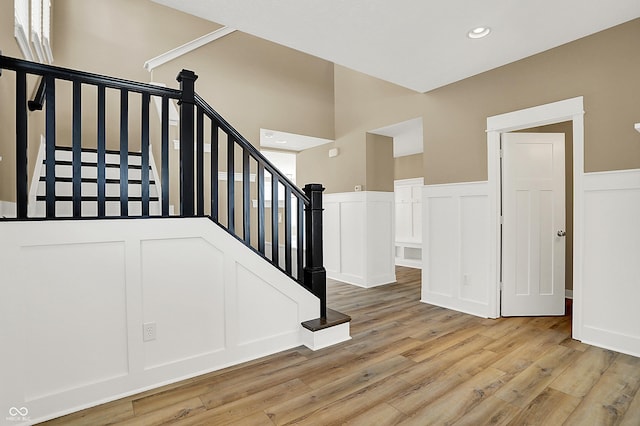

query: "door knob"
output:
557 230 566 237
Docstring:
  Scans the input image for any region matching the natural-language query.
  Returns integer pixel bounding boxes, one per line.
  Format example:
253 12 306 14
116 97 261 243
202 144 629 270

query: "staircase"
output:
32 146 161 217
0 54 351 424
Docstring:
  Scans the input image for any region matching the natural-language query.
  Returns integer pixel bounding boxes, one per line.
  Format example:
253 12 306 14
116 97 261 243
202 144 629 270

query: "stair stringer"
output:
0 217 319 425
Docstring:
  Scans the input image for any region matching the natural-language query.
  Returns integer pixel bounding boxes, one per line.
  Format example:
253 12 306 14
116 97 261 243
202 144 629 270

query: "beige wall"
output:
299 18 640 193
1 0 335 207
394 153 423 181
365 133 394 192
425 18 640 183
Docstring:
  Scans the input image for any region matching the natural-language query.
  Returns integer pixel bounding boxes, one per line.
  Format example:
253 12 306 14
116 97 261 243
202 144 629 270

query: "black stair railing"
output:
0 55 327 318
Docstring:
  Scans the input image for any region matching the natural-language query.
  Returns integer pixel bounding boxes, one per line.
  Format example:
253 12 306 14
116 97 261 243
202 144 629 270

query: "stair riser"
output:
52 150 143 165
42 164 148 180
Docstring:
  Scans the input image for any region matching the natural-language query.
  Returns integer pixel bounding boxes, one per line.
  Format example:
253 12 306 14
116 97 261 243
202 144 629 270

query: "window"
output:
14 0 53 63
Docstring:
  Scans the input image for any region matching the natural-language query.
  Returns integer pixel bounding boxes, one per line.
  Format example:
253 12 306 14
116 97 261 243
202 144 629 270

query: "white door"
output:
502 133 566 316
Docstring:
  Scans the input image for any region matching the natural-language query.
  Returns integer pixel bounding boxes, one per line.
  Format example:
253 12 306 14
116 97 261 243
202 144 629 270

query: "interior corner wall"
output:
365 133 394 192
394 153 424 181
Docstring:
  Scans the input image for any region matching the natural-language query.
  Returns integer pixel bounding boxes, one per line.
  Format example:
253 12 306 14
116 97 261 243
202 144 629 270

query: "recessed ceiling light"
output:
276 140 287 144
468 27 491 39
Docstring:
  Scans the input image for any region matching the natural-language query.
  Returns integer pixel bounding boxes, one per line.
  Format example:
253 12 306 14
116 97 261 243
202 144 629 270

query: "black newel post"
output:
177 69 198 216
304 183 327 319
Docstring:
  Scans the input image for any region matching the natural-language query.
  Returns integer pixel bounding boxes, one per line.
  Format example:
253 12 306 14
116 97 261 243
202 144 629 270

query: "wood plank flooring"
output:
41 267 640 425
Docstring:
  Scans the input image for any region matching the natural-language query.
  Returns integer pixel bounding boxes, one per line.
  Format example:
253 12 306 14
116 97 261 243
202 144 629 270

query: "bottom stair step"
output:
301 308 351 332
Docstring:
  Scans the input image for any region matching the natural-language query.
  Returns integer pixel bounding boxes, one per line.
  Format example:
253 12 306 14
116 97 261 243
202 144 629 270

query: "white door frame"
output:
486 96 584 340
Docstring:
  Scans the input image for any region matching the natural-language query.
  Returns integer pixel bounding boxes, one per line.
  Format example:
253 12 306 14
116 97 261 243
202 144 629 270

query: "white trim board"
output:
144 27 236 72
486 96 584 328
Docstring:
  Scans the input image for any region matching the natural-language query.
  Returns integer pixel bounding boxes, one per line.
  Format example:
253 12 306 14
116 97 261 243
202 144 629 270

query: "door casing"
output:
486 97 584 340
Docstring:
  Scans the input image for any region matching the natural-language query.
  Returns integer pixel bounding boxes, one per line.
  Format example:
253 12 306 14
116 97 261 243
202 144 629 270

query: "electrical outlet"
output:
463 274 470 286
143 322 156 342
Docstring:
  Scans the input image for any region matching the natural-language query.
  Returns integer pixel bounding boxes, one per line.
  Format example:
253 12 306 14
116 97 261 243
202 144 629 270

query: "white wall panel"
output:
236 264 299 345
460 195 490 304
340 201 365 280
22 242 128 401
0 217 319 424
323 192 396 288
581 169 640 357
422 182 492 317
323 202 341 276
141 238 226 369
426 197 455 296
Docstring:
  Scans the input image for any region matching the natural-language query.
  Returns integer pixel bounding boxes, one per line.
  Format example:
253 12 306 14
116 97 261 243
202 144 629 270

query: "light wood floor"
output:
42 267 640 425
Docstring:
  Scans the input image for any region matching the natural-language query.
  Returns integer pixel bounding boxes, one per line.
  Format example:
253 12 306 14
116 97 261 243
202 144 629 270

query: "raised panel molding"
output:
0 217 319 424
581 169 640 357
323 191 396 288
422 182 492 318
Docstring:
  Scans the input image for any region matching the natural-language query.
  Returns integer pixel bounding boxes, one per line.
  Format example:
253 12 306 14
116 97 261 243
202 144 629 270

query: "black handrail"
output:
0 55 327 318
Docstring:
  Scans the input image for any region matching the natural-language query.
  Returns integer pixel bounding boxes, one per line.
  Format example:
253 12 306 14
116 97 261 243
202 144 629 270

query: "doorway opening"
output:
486 97 585 340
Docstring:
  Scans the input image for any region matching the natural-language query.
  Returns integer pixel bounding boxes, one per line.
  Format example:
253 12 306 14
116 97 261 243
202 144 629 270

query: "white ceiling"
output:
371 118 423 158
152 0 640 93
260 128 333 152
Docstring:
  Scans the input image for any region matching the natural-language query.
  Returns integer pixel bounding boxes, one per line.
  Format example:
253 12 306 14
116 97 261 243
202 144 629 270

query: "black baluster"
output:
97 85 106 217
285 185 292 274
257 162 265 254
141 92 150 216
243 148 250 244
196 107 204 216
271 174 279 267
45 75 56 218
161 96 169 217
227 135 235 232
119 88 129 217
297 197 304 282
15 71 28 219
210 123 219 221
72 80 82 217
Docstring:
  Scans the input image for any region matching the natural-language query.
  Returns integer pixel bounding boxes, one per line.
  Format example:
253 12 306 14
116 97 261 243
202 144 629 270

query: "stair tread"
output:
301 308 351 332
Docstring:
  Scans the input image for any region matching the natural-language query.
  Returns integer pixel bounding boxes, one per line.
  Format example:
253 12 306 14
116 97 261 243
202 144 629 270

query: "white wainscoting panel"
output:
422 182 492 317
22 242 129 401
581 169 640 357
141 238 226 370
323 192 396 288
0 217 319 424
